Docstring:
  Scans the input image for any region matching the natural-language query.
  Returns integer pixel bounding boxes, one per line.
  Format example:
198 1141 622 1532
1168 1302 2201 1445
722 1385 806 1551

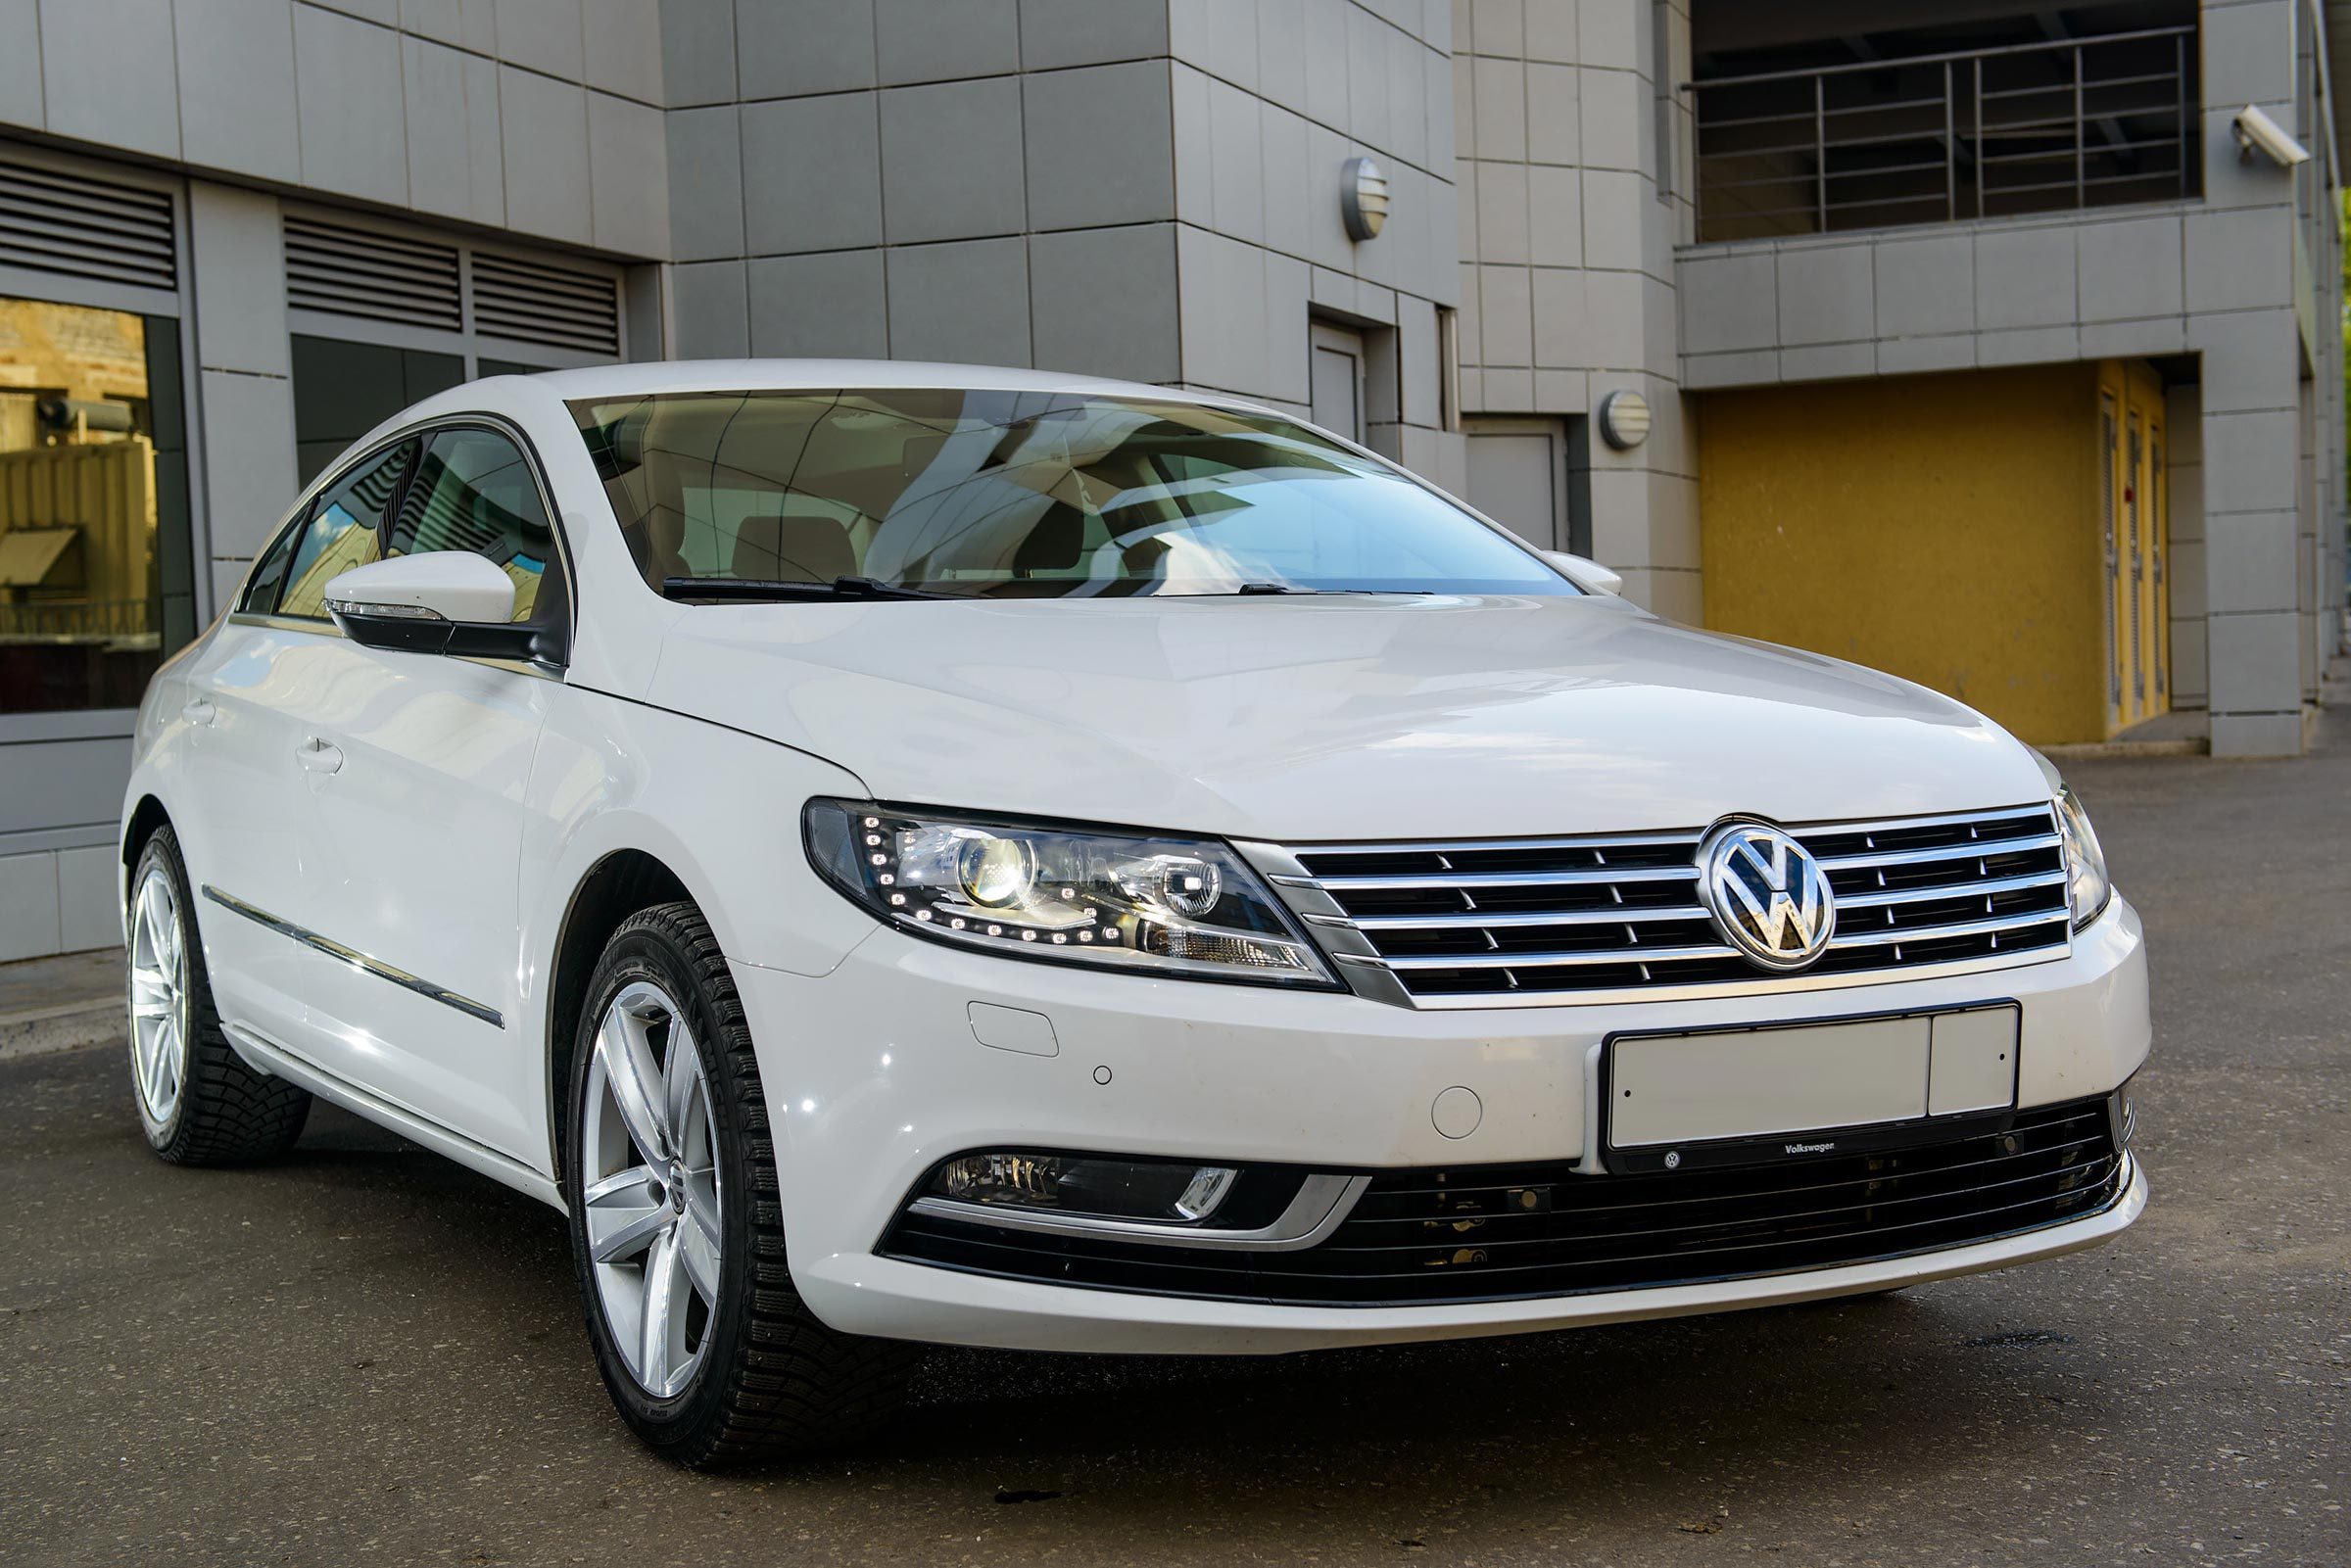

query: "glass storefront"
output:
0 294 193 714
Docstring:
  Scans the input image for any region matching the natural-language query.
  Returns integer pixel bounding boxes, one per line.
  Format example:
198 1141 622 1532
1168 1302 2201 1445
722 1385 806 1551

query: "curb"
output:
2039 737 2210 761
0 1001 122 1063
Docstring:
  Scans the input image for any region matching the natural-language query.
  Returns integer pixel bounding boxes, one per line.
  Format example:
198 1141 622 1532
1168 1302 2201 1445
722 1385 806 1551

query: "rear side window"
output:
238 515 302 613
389 428 564 626
275 440 416 619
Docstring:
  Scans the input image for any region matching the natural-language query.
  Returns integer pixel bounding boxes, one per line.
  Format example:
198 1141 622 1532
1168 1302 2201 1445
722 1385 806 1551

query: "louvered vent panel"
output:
471 251 621 356
0 159 177 291
284 215 462 331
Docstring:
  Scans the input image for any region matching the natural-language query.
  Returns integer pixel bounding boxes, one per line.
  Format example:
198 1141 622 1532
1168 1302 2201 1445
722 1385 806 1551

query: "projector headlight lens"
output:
956 833 1036 907
803 800 1337 987
2055 784 2113 929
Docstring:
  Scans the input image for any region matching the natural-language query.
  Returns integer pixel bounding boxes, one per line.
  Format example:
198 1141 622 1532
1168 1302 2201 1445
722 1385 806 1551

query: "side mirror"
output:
1542 549 1624 595
324 552 557 666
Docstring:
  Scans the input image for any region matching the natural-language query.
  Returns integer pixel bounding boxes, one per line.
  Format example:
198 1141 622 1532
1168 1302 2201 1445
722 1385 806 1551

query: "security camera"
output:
2232 104 2311 167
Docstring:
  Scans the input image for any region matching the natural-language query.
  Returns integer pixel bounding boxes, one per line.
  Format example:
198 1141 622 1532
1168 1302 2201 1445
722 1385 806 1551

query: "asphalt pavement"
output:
3 709 2344 1568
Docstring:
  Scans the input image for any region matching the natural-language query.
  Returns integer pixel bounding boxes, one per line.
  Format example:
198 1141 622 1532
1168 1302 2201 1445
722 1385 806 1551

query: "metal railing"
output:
1687 25 2198 243
0 597 154 641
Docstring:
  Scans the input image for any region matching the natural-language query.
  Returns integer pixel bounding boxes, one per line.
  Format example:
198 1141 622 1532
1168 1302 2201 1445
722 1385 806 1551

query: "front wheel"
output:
564 902 915 1465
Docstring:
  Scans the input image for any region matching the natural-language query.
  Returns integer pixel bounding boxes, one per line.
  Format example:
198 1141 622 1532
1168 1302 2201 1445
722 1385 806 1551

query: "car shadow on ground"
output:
265 1099 2073 1524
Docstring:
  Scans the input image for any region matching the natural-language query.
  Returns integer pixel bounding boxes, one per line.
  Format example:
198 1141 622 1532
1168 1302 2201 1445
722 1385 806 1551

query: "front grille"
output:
1266 804 2072 1003
882 1098 2127 1307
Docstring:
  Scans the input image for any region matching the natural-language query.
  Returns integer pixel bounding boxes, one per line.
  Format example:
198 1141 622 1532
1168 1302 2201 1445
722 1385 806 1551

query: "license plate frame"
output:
1602 1002 2022 1174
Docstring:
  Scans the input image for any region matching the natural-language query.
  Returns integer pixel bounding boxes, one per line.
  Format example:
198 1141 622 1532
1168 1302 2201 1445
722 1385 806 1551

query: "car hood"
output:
644 594 2047 841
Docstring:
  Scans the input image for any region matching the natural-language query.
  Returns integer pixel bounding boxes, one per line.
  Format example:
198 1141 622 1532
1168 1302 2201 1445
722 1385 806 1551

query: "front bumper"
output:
795 1156 2143 1354
733 898 2149 1352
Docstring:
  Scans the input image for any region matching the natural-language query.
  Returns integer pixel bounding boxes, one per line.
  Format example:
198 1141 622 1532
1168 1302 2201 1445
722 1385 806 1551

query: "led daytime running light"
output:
805 801 1339 987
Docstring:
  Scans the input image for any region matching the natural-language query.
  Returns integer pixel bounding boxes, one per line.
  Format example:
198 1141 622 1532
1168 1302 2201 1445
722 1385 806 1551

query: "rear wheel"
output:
564 902 914 1466
127 827 312 1164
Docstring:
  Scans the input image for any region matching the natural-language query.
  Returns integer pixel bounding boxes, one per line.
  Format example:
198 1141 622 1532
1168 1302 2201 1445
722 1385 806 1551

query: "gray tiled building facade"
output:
0 0 2344 960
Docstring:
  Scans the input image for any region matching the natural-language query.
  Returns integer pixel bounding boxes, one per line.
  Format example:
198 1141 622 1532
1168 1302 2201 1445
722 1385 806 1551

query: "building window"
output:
0 294 194 714
291 335 464 489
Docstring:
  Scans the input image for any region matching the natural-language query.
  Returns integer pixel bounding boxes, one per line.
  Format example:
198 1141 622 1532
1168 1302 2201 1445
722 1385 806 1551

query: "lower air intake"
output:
882 1097 2127 1307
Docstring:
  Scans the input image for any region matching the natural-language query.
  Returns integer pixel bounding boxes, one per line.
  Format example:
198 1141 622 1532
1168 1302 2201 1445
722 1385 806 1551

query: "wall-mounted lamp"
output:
2232 104 2310 167
1340 157 1389 241
1597 389 1652 451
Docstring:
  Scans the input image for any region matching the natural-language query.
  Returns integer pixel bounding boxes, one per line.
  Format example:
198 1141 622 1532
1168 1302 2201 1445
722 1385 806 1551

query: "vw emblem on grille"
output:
1697 821 1836 972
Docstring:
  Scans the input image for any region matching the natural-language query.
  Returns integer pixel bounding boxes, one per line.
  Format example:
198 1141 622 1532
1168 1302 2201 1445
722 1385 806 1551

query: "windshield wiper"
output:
1223 583 1430 596
661 575 947 602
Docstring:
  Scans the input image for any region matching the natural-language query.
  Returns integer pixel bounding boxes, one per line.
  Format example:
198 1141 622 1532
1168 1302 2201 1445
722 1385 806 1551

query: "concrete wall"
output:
0 0 670 258
1170 0 1459 477
662 0 1460 479
1454 0 1697 617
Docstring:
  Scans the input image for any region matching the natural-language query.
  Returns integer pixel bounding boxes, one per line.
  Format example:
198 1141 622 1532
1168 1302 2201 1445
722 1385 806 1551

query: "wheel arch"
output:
120 794 174 929
122 793 172 868
545 848 696 1172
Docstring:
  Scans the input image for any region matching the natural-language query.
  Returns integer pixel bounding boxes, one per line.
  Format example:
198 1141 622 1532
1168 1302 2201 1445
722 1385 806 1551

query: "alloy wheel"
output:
127 864 189 1127
581 979 725 1399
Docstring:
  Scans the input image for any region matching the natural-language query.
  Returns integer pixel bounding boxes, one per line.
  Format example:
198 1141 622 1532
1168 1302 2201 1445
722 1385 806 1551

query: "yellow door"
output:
2098 361 2169 734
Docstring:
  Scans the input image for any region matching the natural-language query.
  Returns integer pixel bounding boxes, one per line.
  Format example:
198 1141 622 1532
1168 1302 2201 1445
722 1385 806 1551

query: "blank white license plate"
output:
1608 1006 2020 1150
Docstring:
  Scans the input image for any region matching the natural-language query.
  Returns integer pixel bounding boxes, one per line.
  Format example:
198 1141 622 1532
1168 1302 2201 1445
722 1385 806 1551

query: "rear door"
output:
288 423 567 1158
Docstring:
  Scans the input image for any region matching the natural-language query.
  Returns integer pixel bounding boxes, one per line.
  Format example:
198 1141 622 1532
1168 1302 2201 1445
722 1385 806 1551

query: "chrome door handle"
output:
181 698 216 727
296 736 344 775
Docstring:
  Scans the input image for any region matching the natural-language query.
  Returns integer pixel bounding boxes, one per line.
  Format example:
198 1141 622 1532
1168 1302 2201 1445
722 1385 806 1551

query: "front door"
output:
290 425 566 1160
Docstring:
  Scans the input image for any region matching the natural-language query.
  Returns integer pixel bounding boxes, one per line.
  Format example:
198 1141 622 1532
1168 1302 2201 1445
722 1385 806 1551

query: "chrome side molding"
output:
199 885 504 1028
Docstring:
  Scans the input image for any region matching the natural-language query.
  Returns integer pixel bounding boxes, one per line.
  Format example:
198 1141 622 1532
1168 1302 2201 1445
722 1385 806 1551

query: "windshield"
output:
567 388 1576 599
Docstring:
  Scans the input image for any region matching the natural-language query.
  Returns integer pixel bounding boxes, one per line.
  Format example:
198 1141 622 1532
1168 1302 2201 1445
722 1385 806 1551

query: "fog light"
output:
2108 1077 2138 1151
935 1153 1239 1222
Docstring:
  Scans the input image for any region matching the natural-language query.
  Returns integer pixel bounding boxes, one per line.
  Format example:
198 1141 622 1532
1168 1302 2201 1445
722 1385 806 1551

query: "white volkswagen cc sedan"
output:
120 361 2147 1465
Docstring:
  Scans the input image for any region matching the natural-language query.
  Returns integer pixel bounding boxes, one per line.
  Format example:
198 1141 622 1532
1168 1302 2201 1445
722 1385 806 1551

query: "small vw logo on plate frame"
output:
1697 821 1837 972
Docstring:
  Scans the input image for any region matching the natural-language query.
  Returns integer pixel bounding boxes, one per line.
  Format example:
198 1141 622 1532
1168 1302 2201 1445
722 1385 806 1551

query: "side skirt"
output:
224 1022 566 1212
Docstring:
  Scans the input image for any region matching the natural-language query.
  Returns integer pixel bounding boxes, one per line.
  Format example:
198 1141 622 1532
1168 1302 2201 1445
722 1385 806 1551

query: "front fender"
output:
513 687 887 1170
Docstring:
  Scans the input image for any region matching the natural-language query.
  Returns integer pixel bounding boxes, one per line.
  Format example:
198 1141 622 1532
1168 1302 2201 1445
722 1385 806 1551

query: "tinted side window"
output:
277 440 416 619
239 513 305 613
388 428 562 626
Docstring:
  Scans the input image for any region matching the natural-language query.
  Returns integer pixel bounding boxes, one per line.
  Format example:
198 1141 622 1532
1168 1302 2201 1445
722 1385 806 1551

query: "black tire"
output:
128 826 312 1164
564 901 916 1466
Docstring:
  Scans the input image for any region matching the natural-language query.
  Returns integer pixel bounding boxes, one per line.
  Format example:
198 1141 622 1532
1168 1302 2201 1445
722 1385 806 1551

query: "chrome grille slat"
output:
1294 832 1705 856
1263 803 2072 1004
1279 865 1701 890
1838 869 2067 908
1813 832 2061 870
1373 942 1743 971
1338 904 1713 930
1826 909 2068 947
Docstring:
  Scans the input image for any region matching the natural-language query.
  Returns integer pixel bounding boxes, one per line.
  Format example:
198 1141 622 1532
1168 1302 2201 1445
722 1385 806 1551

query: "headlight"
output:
803 800 1338 987
2055 784 2112 928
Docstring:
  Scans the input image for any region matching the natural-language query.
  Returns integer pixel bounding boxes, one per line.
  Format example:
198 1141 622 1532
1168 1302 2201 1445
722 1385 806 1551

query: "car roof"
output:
345 358 1296 497
489 358 1266 409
